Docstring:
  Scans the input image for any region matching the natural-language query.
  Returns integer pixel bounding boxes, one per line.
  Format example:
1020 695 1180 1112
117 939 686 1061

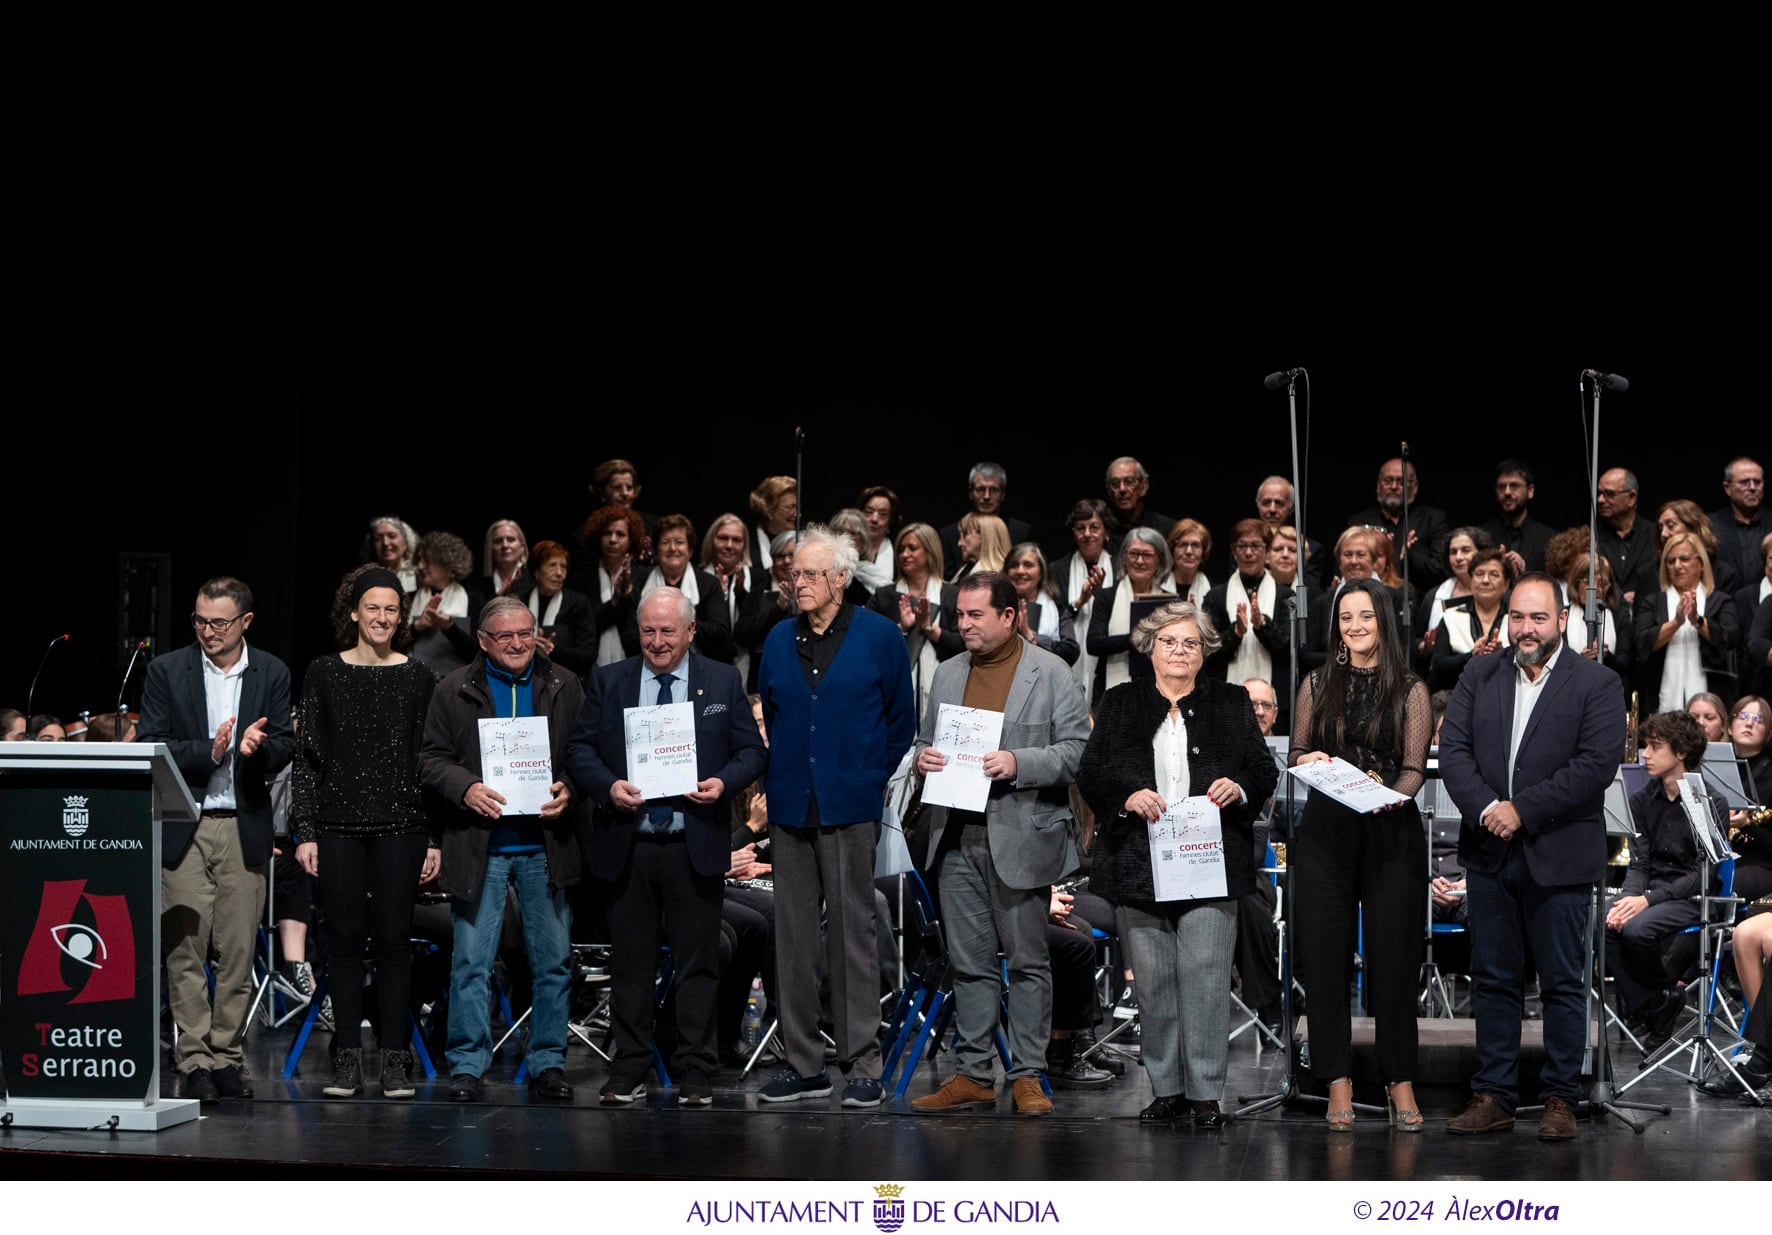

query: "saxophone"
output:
1729 803 1771 851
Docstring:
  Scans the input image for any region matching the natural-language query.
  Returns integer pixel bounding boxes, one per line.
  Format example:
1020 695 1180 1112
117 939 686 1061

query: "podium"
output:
0 743 200 1130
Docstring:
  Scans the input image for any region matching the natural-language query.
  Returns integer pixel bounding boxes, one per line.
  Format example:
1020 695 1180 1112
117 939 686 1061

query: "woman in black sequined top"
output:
1288 577 1433 1131
293 565 438 1099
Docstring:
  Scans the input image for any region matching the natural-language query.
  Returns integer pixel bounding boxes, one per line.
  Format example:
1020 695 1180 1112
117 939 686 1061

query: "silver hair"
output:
1130 600 1222 657
968 461 1008 489
769 529 798 556
1117 525 1171 579
796 523 859 583
1105 456 1149 484
639 586 696 627
1255 476 1294 505
478 596 534 630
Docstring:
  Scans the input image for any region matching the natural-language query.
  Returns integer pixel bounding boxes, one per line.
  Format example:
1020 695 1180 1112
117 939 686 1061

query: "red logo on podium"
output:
17 879 137 1003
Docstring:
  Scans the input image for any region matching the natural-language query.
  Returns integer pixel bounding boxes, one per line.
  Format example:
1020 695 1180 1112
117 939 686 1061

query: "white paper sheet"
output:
623 700 699 800
1147 796 1228 901
476 716 555 816
920 704 1005 813
1284 756 1410 813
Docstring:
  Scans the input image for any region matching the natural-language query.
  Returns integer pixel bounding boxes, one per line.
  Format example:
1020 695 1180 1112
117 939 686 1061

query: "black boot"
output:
325 1047 363 1098
1047 1037 1114 1090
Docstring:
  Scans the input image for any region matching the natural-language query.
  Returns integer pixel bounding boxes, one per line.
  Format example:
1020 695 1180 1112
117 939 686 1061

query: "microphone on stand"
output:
1581 369 1630 392
115 639 150 738
1263 368 1305 391
27 633 70 717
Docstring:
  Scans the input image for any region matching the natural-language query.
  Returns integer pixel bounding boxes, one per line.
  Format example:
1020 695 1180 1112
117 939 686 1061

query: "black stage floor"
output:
3 1006 1767 1183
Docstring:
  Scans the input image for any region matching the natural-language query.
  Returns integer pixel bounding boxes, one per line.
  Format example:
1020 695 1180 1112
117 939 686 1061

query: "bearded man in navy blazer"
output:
138 576 295 1105
564 587 766 1108
1437 572 1626 1142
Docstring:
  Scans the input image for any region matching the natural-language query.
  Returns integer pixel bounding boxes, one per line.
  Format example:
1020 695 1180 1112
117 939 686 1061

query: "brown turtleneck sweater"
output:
961 631 1023 712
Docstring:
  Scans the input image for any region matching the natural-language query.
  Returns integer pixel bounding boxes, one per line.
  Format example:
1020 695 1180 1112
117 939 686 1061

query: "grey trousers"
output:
1121 899 1237 1101
938 828 1052 1083
771 821 883 1080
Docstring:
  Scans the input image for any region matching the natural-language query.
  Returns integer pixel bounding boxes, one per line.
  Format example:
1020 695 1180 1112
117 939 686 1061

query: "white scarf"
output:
1564 605 1616 658
409 582 469 625
1656 585 1707 711
642 566 701 606
1445 605 1508 656
1031 596 1061 642
595 565 628 667
901 575 944 720
1066 553 1113 701
1225 572 1275 683
1160 571 1210 606
1104 583 1136 692
1425 578 1458 636
527 590 563 629
855 539 895 591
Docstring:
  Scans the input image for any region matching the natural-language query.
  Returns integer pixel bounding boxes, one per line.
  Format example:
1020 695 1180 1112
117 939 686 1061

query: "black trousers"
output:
316 830 429 1051
1291 797 1426 1081
604 836 723 1086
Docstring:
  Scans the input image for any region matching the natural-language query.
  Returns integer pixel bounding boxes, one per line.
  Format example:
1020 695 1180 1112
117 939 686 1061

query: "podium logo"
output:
62 794 91 838
17 879 136 1003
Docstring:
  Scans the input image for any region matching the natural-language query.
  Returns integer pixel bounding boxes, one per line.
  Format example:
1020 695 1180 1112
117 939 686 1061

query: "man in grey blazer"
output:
909 572 1091 1116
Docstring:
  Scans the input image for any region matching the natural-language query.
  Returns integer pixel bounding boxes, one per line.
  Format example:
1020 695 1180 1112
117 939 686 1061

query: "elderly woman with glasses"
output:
1077 601 1277 1127
1086 527 1173 709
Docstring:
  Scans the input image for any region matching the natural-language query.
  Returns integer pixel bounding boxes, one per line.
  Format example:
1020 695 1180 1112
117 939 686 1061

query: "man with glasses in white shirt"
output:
139 577 294 1104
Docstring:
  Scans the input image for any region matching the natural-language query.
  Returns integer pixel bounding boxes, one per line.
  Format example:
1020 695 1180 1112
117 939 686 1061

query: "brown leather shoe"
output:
1011 1077 1054 1117
1536 1095 1578 1141
910 1074 996 1113
1446 1092 1515 1135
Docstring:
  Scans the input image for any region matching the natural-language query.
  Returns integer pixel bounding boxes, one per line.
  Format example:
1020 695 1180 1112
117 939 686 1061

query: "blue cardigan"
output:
758 605 915 827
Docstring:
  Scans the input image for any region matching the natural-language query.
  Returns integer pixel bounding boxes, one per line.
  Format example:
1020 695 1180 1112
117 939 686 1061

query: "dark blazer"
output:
1745 593 1772 700
520 585 599 677
419 652 586 903
1437 648 1626 887
1709 507 1767 602
1477 514 1556 575
137 642 296 867
1076 676 1277 911
1631 587 1741 708
564 650 767 880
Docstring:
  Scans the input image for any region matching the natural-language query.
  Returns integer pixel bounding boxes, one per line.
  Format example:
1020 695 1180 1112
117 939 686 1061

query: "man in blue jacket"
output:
754 525 915 1108
1437 572 1626 1142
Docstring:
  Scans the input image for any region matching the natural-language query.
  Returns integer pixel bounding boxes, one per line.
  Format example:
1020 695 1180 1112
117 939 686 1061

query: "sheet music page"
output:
476 716 555 815
921 704 1005 813
622 701 699 800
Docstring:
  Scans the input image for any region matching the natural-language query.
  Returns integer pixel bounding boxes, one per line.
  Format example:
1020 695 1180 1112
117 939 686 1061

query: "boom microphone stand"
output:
1237 369 1382 1122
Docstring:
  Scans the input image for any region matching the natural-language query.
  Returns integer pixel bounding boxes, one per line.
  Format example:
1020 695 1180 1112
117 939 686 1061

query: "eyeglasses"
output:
1234 541 1266 551
481 628 536 647
1250 701 1278 713
192 613 242 633
1154 636 1203 653
788 569 834 583
1123 549 1158 563
1737 712 1766 725
1596 487 1631 498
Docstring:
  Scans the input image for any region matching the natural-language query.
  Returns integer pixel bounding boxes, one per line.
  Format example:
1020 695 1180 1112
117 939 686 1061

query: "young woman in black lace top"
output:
1289 577 1433 1131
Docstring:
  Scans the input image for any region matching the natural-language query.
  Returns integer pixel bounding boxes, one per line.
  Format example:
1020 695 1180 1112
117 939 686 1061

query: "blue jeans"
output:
446 851 573 1077
1465 846 1592 1111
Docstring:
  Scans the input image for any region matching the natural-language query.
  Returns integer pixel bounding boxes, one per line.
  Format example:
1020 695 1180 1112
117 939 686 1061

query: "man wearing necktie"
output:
565 588 767 1108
